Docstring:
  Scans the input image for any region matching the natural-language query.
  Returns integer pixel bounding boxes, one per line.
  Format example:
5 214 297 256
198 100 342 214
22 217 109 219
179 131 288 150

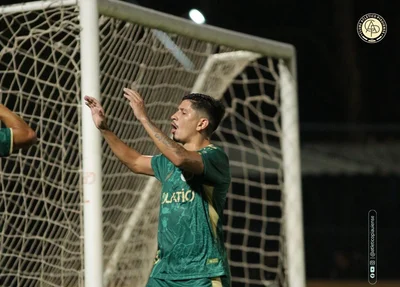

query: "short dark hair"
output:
182 93 225 137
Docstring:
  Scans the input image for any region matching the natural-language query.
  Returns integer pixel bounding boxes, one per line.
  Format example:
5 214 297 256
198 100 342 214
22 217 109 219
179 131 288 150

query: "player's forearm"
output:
100 128 142 169
140 117 186 166
0 104 37 148
0 104 31 130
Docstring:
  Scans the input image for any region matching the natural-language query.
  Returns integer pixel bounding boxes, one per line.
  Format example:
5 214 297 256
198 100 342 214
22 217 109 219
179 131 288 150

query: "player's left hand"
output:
123 88 148 121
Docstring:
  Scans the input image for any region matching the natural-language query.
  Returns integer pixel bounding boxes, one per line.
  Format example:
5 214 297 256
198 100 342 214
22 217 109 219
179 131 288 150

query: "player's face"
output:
170 100 201 143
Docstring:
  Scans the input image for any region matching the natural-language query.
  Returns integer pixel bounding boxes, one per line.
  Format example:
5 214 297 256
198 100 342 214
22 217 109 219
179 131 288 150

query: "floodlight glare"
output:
189 9 205 24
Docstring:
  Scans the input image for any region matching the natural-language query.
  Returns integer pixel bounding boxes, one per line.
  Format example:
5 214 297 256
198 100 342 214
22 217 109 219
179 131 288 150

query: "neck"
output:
183 138 211 151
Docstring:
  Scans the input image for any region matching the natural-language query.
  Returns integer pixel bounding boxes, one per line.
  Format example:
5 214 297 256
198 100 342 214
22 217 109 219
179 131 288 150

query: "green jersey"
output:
0 128 13 157
150 144 231 280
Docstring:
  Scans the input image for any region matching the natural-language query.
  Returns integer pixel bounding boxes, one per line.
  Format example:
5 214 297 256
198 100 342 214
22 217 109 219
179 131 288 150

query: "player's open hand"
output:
123 88 148 122
84 95 108 130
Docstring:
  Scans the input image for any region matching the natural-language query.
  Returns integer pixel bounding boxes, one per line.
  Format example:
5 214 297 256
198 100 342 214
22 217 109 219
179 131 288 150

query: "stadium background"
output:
2 0 399 286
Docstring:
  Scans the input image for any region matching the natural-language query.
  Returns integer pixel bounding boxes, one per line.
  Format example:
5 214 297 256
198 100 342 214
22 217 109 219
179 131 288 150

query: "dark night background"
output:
130 0 400 281
2 0 400 283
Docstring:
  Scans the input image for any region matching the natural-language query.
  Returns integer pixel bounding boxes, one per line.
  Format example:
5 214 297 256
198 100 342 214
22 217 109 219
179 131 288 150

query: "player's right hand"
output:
84 95 108 130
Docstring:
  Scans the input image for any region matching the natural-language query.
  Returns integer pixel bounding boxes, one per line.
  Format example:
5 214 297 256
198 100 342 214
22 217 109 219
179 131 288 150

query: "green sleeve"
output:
151 154 168 183
200 146 231 185
0 128 13 157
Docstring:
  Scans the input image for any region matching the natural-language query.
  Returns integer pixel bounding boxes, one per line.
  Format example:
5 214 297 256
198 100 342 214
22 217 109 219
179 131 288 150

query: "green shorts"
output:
146 276 230 287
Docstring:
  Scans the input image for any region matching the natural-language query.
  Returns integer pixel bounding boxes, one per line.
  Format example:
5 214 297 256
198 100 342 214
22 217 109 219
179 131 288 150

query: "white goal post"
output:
0 0 304 287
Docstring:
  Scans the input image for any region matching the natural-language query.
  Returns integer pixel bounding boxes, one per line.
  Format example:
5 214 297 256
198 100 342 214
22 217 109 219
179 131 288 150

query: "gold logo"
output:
357 13 387 43
161 189 195 204
206 258 219 264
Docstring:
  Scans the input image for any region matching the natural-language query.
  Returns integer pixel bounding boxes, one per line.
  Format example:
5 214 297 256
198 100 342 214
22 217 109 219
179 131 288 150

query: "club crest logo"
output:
357 13 387 43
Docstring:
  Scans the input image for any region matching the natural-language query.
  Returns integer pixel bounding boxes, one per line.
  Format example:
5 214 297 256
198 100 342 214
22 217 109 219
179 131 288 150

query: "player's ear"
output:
196 118 209 132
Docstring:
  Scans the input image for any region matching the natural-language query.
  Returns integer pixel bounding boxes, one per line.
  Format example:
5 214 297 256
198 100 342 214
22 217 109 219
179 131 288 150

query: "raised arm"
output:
122 88 204 175
84 95 153 176
0 104 37 151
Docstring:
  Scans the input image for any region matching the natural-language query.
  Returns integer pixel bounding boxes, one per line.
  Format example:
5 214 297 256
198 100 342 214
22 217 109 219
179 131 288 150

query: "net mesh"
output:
0 2 290 287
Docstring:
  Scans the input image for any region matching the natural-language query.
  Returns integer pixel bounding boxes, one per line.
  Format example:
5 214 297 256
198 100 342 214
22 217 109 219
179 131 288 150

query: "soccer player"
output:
85 88 231 287
0 104 37 157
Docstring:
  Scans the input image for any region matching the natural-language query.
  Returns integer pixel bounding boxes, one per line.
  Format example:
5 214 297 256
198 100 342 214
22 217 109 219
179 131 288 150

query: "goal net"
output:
0 1 304 287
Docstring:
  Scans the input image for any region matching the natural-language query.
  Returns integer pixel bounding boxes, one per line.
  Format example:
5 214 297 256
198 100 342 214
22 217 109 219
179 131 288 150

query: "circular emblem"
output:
357 13 387 43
